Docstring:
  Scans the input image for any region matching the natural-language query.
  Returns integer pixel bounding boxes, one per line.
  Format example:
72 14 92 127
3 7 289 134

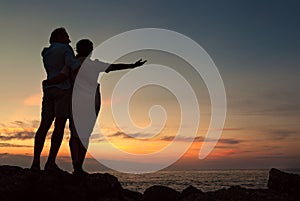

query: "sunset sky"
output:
0 0 300 171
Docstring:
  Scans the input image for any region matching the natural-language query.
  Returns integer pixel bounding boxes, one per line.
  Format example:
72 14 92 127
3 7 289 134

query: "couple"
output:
30 27 146 175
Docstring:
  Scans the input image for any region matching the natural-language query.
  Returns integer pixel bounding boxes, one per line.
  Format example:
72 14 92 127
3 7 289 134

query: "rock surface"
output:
268 167 300 197
0 165 122 201
141 185 180 201
0 165 299 201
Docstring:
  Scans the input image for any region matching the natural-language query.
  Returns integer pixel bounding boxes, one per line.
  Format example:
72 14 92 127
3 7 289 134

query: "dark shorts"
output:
41 87 71 120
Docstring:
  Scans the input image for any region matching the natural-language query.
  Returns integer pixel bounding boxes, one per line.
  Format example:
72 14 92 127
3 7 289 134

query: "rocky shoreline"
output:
0 166 299 201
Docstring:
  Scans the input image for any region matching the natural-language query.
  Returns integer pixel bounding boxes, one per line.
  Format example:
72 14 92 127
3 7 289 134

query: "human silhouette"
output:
31 27 81 172
43 39 146 175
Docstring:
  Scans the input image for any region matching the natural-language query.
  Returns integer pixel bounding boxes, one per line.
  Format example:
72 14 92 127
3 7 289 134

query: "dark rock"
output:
0 165 123 201
141 185 180 201
268 168 300 197
181 185 203 196
210 185 295 201
180 185 210 201
122 189 143 201
1 166 300 201
212 185 256 201
179 185 294 201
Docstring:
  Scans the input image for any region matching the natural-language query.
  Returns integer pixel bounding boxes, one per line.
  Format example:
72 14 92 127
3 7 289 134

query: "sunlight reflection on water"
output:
100 169 300 193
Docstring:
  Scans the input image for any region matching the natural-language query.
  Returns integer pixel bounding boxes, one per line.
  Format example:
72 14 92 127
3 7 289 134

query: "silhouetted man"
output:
31 27 80 172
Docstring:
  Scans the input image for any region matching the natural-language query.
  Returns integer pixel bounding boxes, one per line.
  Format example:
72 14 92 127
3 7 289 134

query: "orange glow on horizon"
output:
1 127 240 161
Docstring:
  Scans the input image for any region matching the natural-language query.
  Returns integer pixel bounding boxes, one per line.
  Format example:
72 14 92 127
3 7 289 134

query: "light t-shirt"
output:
61 57 110 86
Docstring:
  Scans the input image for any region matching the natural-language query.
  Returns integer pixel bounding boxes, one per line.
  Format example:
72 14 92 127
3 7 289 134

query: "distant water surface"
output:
106 169 300 193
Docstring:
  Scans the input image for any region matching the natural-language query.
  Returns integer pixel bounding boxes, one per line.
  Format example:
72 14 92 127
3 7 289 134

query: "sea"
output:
107 169 300 193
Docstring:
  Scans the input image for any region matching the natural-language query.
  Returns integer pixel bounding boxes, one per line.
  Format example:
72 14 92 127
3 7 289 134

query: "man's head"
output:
49 27 71 44
76 39 93 57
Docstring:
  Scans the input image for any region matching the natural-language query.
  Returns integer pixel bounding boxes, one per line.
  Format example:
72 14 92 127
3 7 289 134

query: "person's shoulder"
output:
41 47 49 56
42 43 74 57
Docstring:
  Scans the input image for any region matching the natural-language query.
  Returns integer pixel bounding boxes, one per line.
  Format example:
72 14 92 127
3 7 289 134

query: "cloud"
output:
267 129 298 136
200 137 242 144
259 128 299 140
215 145 235 149
158 135 242 144
220 128 243 131
254 154 300 160
0 130 35 141
108 131 154 139
11 120 27 127
219 138 241 144
109 131 130 138
107 131 243 145
0 120 73 142
1 120 38 129
160 136 175 141
23 93 42 106
0 120 41 141
89 134 105 142
0 143 32 148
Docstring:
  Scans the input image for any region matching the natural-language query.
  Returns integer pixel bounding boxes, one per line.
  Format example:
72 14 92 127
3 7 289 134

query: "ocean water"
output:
108 169 300 193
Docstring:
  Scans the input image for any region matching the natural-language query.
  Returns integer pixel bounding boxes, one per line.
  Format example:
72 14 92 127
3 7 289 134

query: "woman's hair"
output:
76 39 93 57
49 27 67 44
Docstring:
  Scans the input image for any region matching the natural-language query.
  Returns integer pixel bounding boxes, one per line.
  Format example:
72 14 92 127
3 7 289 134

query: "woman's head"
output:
76 39 93 57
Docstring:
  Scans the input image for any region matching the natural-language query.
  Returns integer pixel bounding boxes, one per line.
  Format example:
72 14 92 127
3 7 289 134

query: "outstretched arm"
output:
105 59 147 73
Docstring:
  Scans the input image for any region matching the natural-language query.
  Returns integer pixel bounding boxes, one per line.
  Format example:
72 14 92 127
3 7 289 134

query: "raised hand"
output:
133 59 147 67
